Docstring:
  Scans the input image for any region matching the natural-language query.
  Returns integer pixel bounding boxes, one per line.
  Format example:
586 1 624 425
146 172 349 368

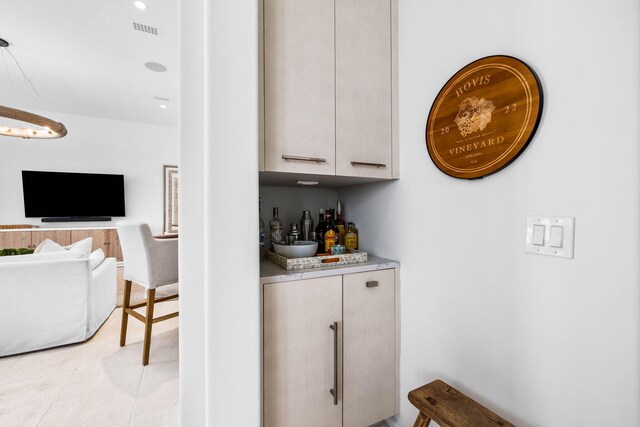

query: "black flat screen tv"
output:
22 170 125 222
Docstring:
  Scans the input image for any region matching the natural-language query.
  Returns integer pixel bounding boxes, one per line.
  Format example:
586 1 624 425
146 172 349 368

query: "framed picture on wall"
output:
163 165 179 235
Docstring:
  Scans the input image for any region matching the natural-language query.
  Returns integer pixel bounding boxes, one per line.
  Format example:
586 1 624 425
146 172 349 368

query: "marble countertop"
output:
260 255 399 285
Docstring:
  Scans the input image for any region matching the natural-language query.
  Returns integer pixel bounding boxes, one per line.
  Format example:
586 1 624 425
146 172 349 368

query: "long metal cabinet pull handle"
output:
282 155 327 163
351 161 387 168
366 281 379 288
329 321 338 405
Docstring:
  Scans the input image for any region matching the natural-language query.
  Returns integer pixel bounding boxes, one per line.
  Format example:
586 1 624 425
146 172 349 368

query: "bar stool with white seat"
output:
116 221 179 365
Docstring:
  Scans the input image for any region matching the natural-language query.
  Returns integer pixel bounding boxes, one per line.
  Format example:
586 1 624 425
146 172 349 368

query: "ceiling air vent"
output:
133 22 158 35
154 96 170 102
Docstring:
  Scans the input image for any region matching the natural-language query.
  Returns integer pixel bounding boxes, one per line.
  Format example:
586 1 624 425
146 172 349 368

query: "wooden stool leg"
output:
142 288 156 366
413 412 431 427
119 280 132 347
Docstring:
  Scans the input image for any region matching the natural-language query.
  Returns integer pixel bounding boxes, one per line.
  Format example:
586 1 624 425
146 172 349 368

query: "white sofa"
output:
0 249 116 357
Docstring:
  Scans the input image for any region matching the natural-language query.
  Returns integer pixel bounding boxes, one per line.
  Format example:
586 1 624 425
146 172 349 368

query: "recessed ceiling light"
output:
159 104 167 109
134 1 147 10
144 62 167 72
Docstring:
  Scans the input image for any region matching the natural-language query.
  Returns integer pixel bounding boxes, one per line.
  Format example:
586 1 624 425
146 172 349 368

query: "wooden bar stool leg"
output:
413 412 431 427
119 280 132 347
142 288 156 366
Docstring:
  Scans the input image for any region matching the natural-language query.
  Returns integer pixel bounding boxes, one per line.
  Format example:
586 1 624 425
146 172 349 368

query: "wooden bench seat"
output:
408 379 515 427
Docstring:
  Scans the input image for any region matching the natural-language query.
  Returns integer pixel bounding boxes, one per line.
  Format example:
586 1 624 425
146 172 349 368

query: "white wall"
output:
340 0 640 425
180 0 260 425
0 111 178 233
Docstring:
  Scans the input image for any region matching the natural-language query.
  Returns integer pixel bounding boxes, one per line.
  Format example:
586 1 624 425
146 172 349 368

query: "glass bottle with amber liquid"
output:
335 201 346 246
323 210 338 254
345 222 359 250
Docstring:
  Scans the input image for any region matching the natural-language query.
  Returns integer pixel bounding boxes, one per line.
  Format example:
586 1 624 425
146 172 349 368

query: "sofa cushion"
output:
34 239 65 254
34 237 93 257
0 251 85 265
64 237 93 257
89 249 106 270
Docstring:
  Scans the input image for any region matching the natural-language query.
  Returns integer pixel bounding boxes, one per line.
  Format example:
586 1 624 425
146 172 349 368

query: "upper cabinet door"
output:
336 0 392 179
264 0 336 175
342 268 396 427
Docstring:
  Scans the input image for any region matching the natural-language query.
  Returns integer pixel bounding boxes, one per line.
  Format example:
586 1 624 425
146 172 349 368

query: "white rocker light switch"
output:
526 216 575 259
549 226 564 248
532 225 545 246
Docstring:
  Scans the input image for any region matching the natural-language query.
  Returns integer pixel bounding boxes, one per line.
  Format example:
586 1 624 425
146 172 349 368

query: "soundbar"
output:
41 217 112 223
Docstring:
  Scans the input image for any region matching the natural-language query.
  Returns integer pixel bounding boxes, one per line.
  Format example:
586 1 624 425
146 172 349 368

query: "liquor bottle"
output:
315 209 325 253
335 201 346 246
299 210 314 241
259 198 265 259
345 222 358 250
269 207 283 248
323 210 338 253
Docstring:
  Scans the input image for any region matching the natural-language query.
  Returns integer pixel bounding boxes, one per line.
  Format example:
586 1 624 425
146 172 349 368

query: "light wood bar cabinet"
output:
262 259 399 427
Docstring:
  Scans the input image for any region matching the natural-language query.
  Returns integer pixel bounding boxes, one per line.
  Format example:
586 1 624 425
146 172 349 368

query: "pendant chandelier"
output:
0 38 67 139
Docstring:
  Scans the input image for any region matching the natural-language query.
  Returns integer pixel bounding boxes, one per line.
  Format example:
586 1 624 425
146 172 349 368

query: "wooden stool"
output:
116 222 179 366
408 379 515 427
120 280 179 365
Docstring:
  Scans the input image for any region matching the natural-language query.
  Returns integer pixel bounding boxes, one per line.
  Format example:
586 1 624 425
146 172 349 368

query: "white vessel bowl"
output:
272 241 318 259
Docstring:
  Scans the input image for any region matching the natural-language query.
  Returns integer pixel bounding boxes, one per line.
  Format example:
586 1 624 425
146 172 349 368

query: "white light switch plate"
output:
526 216 575 259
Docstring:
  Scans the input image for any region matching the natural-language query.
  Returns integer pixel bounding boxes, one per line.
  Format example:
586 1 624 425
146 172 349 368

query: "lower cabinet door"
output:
70 229 122 260
70 229 106 252
264 276 343 427
0 231 31 249
31 230 71 248
105 229 123 261
343 269 396 427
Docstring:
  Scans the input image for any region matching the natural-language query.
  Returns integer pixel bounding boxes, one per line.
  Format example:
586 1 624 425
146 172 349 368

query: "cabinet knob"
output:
366 281 378 288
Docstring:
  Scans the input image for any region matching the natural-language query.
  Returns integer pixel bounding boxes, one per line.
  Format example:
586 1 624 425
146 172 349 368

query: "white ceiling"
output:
0 0 178 126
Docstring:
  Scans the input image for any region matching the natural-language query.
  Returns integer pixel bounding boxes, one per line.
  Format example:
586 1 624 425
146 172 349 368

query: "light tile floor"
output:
0 300 179 427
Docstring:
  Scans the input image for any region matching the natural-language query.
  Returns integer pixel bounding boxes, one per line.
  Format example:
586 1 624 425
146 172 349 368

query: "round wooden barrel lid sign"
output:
426 55 543 179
